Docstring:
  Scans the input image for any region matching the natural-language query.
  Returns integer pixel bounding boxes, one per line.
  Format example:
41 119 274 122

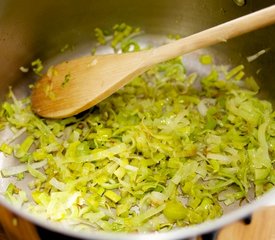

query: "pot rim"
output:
0 188 274 240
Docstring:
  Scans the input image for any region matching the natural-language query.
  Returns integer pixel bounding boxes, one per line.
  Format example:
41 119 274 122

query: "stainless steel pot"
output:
0 0 275 239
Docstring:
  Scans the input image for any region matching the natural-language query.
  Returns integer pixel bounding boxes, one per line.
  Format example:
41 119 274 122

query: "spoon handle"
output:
149 5 275 65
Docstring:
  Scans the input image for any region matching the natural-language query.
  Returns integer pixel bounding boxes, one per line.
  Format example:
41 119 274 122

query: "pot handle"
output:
0 205 41 240
198 215 252 240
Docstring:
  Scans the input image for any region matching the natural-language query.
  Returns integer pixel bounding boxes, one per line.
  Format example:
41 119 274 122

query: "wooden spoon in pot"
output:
31 5 275 119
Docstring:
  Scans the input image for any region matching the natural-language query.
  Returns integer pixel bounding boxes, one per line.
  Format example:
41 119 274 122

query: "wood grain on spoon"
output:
31 5 275 119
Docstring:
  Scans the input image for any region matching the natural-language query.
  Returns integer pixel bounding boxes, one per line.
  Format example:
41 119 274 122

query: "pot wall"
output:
0 0 274 98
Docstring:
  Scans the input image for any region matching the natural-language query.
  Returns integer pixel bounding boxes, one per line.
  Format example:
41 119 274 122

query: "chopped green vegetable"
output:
31 59 44 76
94 28 107 45
19 66 29 73
61 73 71 87
200 54 213 65
60 44 74 53
245 76 260 92
0 143 13 155
104 190 121 203
167 34 181 40
1 160 47 177
14 135 34 159
226 65 244 80
111 23 140 51
163 201 188 220
0 24 274 233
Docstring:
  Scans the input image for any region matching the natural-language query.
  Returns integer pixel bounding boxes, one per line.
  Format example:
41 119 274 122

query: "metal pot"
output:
0 0 274 239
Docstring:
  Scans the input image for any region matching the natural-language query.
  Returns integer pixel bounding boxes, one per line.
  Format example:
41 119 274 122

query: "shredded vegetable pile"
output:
0 23 275 233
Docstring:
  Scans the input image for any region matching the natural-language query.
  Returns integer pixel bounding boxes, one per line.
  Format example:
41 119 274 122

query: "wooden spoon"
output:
31 5 275 119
